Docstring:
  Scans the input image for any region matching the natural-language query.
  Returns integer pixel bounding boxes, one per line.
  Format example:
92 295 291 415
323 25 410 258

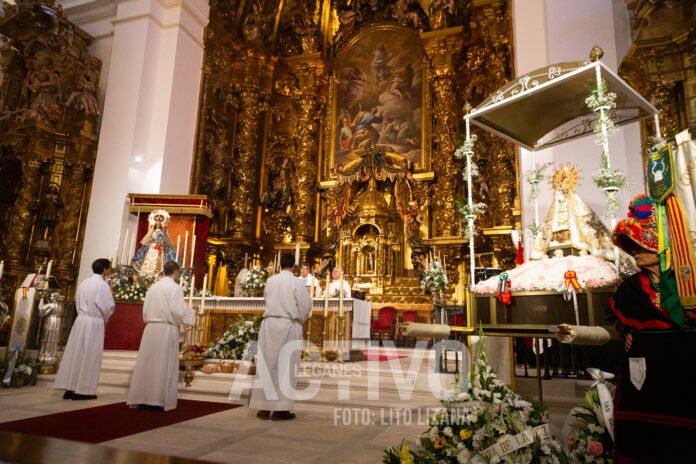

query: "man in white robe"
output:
250 253 312 420
298 262 322 297
55 258 114 400
324 266 351 297
127 261 195 411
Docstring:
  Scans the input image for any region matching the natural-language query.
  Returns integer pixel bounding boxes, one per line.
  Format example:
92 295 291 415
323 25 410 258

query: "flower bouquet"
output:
108 264 152 302
384 330 565 464
239 266 266 296
0 352 38 388
203 318 261 361
565 383 614 463
421 261 448 293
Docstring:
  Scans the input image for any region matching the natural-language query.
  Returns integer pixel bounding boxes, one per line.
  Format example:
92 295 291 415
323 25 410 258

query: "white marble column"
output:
69 0 209 283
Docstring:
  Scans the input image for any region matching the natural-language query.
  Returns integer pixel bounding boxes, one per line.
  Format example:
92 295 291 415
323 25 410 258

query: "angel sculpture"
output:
130 209 177 275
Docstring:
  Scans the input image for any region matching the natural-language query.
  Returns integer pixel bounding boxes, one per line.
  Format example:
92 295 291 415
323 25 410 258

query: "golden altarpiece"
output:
191 0 522 307
0 0 102 305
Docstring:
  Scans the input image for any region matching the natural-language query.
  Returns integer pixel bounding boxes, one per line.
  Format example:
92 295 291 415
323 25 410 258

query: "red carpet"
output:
361 350 408 362
0 399 240 444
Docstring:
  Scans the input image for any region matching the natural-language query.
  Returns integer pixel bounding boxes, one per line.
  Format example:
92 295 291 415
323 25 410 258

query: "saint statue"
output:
38 292 65 374
130 209 177 274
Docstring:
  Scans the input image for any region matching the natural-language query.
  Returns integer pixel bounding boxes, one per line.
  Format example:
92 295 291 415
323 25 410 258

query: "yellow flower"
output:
434 436 446 449
399 445 414 464
459 429 473 440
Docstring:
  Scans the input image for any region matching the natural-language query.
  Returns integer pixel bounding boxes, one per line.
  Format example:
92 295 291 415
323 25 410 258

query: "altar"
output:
197 297 372 354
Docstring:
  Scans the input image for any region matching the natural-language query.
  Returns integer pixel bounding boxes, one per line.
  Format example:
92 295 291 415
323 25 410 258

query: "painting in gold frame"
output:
329 25 426 172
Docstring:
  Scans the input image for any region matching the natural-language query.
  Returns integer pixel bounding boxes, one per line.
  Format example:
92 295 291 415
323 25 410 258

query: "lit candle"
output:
188 274 195 309
339 276 344 317
183 230 189 267
324 272 330 317
176 235 181 262
0 260 4 280
200 274 208 315
190 235 197 268
45 260 52 284
295 243 300 265
121 230 130 265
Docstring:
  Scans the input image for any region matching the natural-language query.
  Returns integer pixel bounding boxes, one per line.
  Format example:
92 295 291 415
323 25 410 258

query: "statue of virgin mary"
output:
130 209 177 274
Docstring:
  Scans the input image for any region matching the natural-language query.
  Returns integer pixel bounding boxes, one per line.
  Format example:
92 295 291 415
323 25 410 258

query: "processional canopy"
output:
466 59 658 151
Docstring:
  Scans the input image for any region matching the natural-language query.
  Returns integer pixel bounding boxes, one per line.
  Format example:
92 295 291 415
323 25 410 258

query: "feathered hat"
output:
612 195 658 253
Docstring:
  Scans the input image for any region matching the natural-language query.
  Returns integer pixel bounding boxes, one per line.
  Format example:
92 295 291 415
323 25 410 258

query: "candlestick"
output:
190 235 197 268
324 272 330 317
339 277 344 317
121 230 130 265
295 243 300 265
45 260 52 285
188 275 195 309
183 230 189 267
200 274 207 315
176 235 181 262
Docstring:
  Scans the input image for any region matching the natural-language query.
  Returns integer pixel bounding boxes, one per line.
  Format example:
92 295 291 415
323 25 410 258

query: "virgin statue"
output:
130 209 176 274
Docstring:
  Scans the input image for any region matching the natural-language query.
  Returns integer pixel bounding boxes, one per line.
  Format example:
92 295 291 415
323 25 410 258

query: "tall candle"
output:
175 235 181 262
183 230 189 267
339 277 344 317
114 228 121 265
188 275 195 309
200 274 208 315
295 243 300 265
310 274 315 299
121 230 130 265
324 272 330 317
45 260 52 284
190 235 197 268
244 252 248 269
0 260 4 280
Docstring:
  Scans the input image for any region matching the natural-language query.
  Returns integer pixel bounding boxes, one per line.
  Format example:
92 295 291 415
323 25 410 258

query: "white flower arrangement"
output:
565 386 614 463
239 266 266 295
525 162 552 202
384 330 565 463
203 318 261 360
421 261 448 293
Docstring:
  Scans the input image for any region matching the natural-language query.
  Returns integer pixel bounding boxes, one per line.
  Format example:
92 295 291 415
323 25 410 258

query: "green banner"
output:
647 143 675 202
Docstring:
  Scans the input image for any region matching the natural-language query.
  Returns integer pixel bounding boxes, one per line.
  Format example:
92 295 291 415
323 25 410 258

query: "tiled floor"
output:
0 384 426 463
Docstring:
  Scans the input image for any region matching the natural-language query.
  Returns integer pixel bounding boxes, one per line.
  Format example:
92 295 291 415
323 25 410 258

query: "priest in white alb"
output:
298 262 322 297
55 258 115 400
127 261 195 411
324 266 351 297
250 253 312 420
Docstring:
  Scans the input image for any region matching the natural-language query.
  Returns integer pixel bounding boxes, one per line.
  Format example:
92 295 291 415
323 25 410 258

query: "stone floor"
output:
0 384 426 463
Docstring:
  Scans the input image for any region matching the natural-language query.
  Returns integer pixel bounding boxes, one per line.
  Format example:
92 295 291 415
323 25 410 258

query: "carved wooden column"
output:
287 53 327 243
5 157 42 265
228 48 274 240
54 161 87 273
423 28 463 238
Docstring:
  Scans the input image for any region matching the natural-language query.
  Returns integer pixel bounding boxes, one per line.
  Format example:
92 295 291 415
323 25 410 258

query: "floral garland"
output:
565 385 615 463
384 329 565 464
203 318 261 360
592 152 627 218
420 261 448 293
525 162 552 202
239 265 266 295
455 199 486 240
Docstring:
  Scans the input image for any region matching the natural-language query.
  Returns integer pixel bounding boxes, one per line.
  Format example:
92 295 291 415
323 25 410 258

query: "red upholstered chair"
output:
398 310 419 347
371 307 397 345
449 313 465 338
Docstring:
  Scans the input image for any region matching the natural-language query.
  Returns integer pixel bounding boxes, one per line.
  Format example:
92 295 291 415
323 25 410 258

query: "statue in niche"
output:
242 2 276 44
429 0 457 30
394 161 429 249
36 184 63 242
25 66 62 124
278 9 321 56
333 7 362 52
261 157 293 213
204 136 230 196
131 210 177 274
64 59 99 117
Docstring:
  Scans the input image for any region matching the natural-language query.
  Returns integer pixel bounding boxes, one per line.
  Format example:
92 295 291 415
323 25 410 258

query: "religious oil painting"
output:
333 27 423 170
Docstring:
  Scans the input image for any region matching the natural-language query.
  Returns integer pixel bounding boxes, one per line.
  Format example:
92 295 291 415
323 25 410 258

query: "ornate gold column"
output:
228 48 275 240
422 27 464 238
287 53 327 243
54 161 87 272
5 157 42 265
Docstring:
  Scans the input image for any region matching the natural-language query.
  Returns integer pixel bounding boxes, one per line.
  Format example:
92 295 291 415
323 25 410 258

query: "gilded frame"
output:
322 24 431 180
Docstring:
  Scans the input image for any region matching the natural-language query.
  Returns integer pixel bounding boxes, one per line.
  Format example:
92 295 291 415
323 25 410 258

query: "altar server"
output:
250 253 311 420
324 266 351 298
298 262 322 297
55 258 114 400
127 261 194 411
